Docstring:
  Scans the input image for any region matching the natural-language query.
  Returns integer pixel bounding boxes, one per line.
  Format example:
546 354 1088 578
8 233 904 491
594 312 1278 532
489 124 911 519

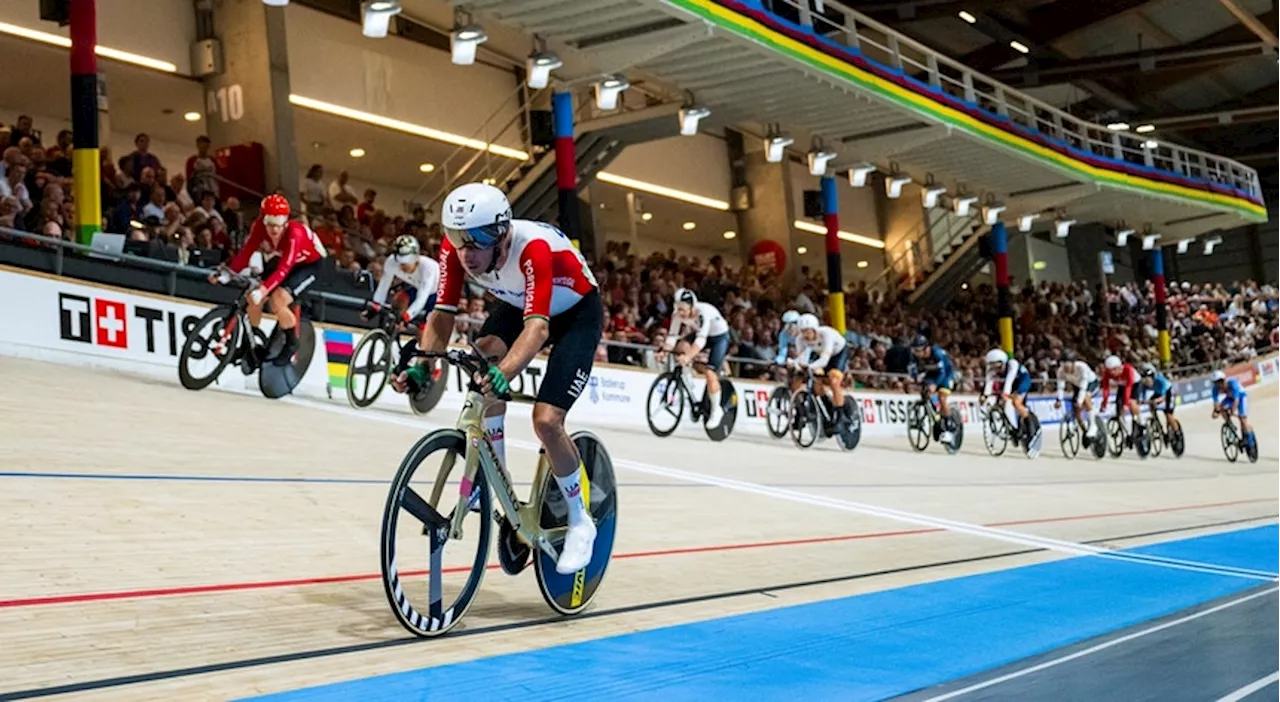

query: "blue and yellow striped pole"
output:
821 176 845 334
70 0 100 245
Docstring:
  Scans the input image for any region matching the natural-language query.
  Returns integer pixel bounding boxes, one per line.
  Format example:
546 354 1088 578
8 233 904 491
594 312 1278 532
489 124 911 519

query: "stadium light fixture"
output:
1203 236 1223 255
1142 139 1159 149
679 106 711 136
808 148 837 176
362 1 402 39
1177 238 1192 254
1115 228 1134 246
958 10 976 23
1106 122 1130 131
1054 218 1076 238
1136 124 1155 133
1018 212 1039 232
450 24 486 64
1010 40 1030 54
526 51 562 89
921 184 947 209
885 174 912 199
594 74 630 110
848 163 876 187
982 203 1006 225
953 195 978 216
1142 233 1161 250
764 134 793 163
262 0 289 6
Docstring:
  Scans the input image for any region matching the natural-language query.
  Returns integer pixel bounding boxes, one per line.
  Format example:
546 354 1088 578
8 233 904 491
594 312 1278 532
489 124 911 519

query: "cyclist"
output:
983 348 1035 446
211 194 325 364
393 182 602 575
660 288 731 428
791 313 853 429
371 235 441 375
1211 370 1255 449
1054 348 1101 443
1139 362 1181 435
773 310 802 369
1099 354 1146 446
910 335 957 444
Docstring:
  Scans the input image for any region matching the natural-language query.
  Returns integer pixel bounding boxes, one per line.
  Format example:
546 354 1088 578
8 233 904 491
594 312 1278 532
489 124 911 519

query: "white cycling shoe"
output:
706 404 725 428
555 519 597 574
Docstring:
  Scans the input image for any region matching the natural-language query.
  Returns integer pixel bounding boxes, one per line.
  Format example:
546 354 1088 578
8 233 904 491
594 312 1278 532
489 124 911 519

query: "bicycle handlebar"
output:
409 341 524 402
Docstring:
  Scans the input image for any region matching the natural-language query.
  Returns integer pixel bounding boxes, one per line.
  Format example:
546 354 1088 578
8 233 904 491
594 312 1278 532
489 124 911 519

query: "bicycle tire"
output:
1059 416 1080 459
836 397 861 452
765 386 791 439
1169 426 1185 457
534 431 618 616
906 402 931 452
410 361 450 416
1221 423 1239 463
1245 434 1258 463
346 329 393 409
645 372 684 437
704 379 738 442
982 407 1008 457
1147 418 1163 458
790 390 821 449
380 429 493 638
1106 418 1124 458
178 306 239 391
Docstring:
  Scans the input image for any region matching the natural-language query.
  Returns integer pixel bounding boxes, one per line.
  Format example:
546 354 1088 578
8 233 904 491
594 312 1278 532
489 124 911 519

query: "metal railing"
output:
760 0 1262 202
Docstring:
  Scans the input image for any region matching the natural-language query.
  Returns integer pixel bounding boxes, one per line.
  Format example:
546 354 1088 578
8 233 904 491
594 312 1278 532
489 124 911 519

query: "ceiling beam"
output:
988 41 1271 87
958 0 1158 72
1142 104 1277 130
845 0 1022 23
1218 0 1279 47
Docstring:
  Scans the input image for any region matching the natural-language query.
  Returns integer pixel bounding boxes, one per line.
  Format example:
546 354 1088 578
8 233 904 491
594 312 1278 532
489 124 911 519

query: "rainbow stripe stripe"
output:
323 330 354 390
666 0 1267 222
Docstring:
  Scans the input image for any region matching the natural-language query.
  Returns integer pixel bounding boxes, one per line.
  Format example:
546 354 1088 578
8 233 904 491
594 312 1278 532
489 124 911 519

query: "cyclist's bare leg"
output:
475 335 509 469
247 298 264 328
532 403 579 479
270 288 297 332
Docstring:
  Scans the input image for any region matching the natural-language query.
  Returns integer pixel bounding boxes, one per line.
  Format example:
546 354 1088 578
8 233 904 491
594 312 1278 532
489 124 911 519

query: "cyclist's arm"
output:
419 239 464 353
773 331 791 365
404 260 439 319
372 261 396 306
1001 360 1019 396
1119 370 1135 406
811 333 836 369
497 239 555 380
687 308 712 353
663 315 681 351
225 221 263 274
1100 372 1111 410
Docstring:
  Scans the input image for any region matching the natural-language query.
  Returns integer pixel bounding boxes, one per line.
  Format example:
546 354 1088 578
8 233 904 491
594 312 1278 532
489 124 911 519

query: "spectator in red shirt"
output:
356 188 377 225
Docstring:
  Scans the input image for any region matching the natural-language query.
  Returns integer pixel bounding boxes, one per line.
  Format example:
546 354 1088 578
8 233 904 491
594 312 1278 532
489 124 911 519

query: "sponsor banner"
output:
1257 356 1277 379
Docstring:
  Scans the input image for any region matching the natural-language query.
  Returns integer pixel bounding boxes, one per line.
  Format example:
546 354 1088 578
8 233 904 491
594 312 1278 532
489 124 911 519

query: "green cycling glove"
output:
485 365 511 396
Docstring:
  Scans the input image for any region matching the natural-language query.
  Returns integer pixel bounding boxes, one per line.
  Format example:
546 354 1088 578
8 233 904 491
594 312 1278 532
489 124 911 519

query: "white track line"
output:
921 587 1279 701
281 395 1279 582
1216 671 1280 702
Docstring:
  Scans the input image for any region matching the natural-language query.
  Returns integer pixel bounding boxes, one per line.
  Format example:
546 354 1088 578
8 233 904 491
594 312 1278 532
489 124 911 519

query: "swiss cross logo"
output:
94 299 128 348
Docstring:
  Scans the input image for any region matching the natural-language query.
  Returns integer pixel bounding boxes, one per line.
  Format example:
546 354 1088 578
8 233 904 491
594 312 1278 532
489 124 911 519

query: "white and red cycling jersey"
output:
1100 362 1141 409
227 217 326 293
436 219 596 321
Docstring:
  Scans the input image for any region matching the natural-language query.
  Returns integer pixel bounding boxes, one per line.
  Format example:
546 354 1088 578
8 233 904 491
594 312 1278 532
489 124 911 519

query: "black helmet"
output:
911 334 930 350
1061 348 1077 363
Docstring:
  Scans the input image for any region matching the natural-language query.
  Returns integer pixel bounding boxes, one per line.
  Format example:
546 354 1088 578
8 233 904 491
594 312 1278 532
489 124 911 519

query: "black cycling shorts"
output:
262 258 322 299
477 289 604 411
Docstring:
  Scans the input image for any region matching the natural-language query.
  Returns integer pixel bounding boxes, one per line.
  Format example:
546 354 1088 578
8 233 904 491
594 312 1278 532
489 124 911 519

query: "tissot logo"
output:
57 292 200 354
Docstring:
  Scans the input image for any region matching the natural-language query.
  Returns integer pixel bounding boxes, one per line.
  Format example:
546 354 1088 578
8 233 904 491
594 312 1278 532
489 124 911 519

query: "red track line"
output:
0 498 1272 610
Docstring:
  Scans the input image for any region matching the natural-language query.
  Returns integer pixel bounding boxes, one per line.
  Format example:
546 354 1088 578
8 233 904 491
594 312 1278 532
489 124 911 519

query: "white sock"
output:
554 465 590 527
708 390 721 411
484 415 505 469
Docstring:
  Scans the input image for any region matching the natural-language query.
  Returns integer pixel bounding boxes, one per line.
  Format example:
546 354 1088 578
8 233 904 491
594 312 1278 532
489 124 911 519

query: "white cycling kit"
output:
664 302 729 349
1056 361 1099 403
373 255 441 319
797 326 847 369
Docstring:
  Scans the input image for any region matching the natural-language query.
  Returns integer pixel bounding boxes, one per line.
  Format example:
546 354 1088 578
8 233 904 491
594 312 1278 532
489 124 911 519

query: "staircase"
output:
869 207 984 309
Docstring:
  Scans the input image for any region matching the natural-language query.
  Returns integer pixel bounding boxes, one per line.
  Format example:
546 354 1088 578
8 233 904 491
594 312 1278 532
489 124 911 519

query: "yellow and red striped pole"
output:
70 0 101 244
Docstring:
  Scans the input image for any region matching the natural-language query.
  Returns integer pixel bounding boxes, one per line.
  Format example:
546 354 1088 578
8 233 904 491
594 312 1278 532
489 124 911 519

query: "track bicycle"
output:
980 395 1042 459
1146 409 1185 459
906 389 964 454
178 272 316 398
788 366 861 451
763 365 793 440
1105 411 1151 459
379 345 618 637
1058 403 1106 459
1218 406 1258 464
644 353 739 441
345 301 448 415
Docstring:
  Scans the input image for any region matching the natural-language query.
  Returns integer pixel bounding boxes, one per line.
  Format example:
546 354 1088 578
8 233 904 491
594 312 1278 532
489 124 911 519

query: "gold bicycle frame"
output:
426 390 568 562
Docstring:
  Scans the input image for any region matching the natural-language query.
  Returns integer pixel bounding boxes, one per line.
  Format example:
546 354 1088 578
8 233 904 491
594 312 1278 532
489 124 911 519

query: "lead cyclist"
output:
393 183 603 575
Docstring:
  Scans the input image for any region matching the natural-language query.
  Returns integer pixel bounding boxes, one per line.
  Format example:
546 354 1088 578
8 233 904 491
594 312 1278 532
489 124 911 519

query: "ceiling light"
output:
1203 236 1223 255
262 0 289 6
595 171 730 210
848 163 876 187
288 95 529 160
807 149 837 176
953 195 978 216
682 221 696 231
450 23 487 64
983 204 1005 225
594 74 629 110
1010 40 1030 54
797 246 808 254
958 10 976 23
885 174 912 199
526 51 561 89
1055 218 1076 238
183 111 201 122
1106 122 1130 131
1115 228 1134 246
349 147 366 158
1143 139 1159 149
1018 212 1039 232
679 106 711 136
921 184 946 208
1136 124 1155 134
792 220 886 249
1177 238 1192 254
1032 260 1047 271
641 212 653 221
723 230 736 240
418 163 435 173
483 178 496 185
0 21 178 72
1142 233 1161 250
362 0 402 39
764 134 793 163
856 260 869 268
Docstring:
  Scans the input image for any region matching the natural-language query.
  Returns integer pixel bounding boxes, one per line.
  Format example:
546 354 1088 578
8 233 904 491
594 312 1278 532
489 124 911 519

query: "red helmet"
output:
261 194 290 224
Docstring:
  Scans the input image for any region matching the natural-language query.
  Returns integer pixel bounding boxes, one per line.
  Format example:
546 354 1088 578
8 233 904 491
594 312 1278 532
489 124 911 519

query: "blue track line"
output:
241 525 1279 702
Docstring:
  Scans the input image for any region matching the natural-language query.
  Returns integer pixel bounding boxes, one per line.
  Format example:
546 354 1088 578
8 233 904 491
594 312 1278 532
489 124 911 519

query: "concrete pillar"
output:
873 178 927 288
203 0 299 203
727 130 794 280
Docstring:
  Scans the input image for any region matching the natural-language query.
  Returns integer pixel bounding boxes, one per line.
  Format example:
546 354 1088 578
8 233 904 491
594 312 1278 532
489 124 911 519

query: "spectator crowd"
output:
0 114 1274 391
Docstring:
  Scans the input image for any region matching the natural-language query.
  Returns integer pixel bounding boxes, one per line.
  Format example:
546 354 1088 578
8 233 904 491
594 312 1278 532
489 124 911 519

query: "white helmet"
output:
1104 355 1122 370
796 313 819 330
393 234 420 261
441 182 512 250
985 349 1007 366
674 288 697 308
781 310 800 326
1211 370 1226 382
